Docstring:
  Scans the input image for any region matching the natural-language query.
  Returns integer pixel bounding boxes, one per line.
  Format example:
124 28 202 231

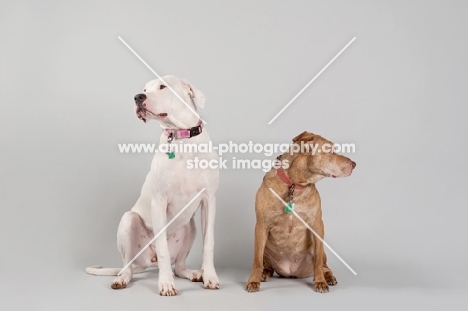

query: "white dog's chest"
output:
132 144 218 233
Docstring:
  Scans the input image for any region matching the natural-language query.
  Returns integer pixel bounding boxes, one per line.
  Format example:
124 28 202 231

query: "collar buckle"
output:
189 125 202 137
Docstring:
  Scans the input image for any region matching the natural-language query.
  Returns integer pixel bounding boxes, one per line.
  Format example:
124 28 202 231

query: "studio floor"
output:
2 265 465 310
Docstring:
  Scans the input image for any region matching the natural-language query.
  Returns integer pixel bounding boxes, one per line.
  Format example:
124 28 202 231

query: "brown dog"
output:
246 131 356 293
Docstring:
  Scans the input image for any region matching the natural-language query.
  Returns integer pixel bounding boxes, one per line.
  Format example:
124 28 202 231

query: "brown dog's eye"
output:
159 85 166 90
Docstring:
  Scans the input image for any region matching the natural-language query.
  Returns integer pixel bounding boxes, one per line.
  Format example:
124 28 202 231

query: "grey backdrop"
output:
1 0 467 310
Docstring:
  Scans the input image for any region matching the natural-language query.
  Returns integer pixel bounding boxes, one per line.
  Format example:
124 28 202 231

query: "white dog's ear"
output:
181 79 206 108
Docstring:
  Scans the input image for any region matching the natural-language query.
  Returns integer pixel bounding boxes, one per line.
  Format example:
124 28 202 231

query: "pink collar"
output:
163 120 203 139
277 167 307 190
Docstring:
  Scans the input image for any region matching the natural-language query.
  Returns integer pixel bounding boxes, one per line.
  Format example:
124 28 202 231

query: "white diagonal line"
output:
118 188 206 276
268 37 356 124
118 36 207 124
268 188 357 275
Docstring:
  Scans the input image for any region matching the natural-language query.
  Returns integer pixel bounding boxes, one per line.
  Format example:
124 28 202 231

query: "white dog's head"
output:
134 75 206 128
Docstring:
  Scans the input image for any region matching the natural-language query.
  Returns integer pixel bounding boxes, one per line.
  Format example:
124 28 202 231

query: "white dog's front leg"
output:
201 195 219 289
151 197 178 296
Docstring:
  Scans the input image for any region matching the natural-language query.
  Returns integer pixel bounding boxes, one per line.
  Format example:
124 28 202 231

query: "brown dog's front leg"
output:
246 221 269 292
323 253 337 286
311 222 328 293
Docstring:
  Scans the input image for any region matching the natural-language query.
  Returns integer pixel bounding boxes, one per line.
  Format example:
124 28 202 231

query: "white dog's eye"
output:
159 85 167 90
143 89 146 92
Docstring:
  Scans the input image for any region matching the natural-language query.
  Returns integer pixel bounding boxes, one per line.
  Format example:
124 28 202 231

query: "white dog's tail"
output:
85 265 146 276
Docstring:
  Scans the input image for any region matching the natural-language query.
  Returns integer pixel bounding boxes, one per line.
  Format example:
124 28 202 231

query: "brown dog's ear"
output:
292 131 316 143
181 78 206 108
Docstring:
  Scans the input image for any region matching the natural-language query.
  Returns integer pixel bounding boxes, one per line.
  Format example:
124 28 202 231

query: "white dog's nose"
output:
134 93 146 105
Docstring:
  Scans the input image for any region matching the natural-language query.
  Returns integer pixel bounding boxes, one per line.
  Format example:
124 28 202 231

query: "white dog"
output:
86 75 220 296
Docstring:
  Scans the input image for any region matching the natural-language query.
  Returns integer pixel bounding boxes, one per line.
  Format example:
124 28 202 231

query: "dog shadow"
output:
134 269 208 295
328 261 448 291
236 261 448 293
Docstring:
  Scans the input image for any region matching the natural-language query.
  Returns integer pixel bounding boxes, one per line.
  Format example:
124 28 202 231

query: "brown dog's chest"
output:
265 204 319 255
263 205 320 278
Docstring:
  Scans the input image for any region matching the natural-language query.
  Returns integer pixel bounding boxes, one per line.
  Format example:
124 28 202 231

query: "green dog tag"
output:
284 203 293 213
167 152 175 159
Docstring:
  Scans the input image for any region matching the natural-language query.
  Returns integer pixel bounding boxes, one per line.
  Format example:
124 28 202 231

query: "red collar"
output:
277 167 307 190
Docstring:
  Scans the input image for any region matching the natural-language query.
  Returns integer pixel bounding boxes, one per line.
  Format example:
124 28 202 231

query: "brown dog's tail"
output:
85 265 146 276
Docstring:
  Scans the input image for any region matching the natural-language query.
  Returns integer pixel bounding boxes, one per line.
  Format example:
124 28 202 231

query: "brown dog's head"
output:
288 131 356 183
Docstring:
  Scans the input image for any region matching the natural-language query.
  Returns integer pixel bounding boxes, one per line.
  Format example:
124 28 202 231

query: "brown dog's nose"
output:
134 93 147 106
351 161 356 169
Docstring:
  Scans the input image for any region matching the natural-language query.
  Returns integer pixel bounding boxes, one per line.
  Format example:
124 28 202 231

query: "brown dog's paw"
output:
325 274 337 286
261 269 274 282
246 282 261 292
313 281 329 293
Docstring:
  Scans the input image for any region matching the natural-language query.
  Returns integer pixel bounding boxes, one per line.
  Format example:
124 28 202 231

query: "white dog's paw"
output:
191 270 204 282
202 270 220 290
174 268 203 282
111 277 128 290
158 278 178 296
